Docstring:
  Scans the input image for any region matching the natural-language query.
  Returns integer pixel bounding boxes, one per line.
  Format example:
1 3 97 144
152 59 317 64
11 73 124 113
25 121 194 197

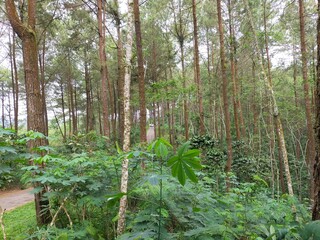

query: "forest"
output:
1 0 320 239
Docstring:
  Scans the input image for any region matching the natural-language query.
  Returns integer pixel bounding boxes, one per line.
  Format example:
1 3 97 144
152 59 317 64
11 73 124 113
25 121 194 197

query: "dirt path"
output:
147 126 155 143
0 188 34 211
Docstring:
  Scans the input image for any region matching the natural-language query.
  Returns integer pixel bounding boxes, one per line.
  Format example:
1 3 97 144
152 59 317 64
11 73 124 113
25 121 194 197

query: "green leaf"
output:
183 157 202 170
177 163 186 186
182 149 200 158
183 163 198 183
115 142 123 154
106 192 126 208
167 156 178 167
177 141 190 158
171 161 180 177
0 146 17 154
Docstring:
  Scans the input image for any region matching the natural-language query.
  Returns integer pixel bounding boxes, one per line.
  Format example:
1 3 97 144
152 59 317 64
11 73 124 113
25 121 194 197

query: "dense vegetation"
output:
1 0 320 239
1 129 320 239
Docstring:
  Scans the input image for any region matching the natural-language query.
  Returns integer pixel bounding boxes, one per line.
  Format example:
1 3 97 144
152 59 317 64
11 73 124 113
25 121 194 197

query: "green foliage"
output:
0 129 30 189
168 141 202 186
0 202 36 240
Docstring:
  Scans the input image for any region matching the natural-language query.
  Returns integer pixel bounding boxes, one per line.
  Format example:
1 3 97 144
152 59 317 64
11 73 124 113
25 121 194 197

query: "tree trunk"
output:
84 47 94 133
67 53 77 135
1 82 4 128
298 0 316 201
217 0 233 191
192 0 205 135
39 34 48 140
98 0 110 137
117 0 134 235
228 0 240 140
9 31 19 133
133 0 147 143
5 0 51 225
243 0 294 196
112 0 125 145
312 0 320 220
59 80 66 141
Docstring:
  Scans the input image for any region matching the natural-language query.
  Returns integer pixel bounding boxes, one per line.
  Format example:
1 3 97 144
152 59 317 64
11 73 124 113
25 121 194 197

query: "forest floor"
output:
0 188 33 211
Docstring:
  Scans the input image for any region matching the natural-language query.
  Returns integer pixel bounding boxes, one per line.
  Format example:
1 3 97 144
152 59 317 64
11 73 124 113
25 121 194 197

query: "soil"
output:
0 188 34 211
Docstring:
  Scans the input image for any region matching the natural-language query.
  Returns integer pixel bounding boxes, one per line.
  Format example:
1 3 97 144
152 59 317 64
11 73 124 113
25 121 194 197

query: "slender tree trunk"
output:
60 81 66 141
113 0 125 145
39 34 48 140
98 0 110 137
9 31 19 133
133 0 147 142
67 53 77 135
243 0 294 196
192 0 205 135
117 0 134 235
84 47 94 132
217 0 233 191
298 0 316 201
228 0 240 140
313 0 320 220
1 82 4 128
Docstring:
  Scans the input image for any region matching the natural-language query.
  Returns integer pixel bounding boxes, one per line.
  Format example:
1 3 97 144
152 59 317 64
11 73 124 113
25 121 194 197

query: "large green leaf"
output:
167 142 201 186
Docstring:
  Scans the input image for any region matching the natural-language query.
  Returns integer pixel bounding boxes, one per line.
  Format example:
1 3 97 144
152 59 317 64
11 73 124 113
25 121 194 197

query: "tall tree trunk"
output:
192 0 205 135
1 82 4 128
67 53 77 135
84 47 94 133
9 31 19 133
39 33 48 140
5 0 51 225
313 0 320 220
117 0 134 235
133 0 147 143
217 0 233 191
60 80 66 141
228 0 240 140
243 0 294 196
298 0 316 201
113 0 125 145
98 0 110 137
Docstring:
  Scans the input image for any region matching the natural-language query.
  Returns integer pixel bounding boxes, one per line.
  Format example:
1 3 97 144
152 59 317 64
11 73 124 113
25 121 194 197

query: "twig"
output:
0 206 7 240
49 185 76 227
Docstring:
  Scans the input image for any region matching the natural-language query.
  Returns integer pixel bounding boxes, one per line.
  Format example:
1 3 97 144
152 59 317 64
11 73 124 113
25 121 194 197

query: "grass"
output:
0 202 36 240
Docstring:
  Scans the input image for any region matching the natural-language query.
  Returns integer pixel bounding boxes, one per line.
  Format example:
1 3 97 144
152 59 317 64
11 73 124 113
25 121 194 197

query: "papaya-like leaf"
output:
167 156 178 167
177 163 186 186
183 163 198 183
182 149 200 158
171 161 180 177
177 141 190 158
183 157 202 170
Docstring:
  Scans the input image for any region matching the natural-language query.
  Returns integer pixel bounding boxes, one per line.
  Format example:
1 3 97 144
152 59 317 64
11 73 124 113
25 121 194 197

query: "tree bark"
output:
243 0 294 196
133 0 147 143
192 0 205 135
84 47 94 133
5 0 51 225
312 0 320 220
9 31 19 133
98 0 110 137
117 0 134 235
112 0 125 146
298 0 316 201
228 0 240 140
217 0 233 191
